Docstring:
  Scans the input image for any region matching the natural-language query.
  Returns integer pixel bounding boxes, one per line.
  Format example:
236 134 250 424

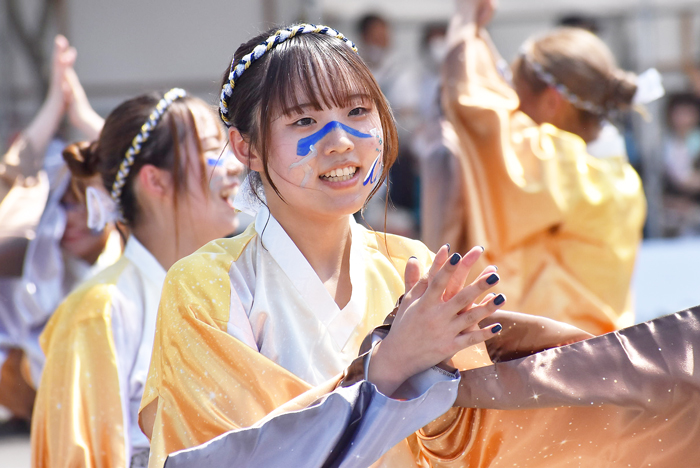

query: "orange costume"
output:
422 22 646 334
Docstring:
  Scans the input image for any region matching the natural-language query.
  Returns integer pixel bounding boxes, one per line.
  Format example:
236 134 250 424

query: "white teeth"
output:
321 166 357 182
221 186 239 201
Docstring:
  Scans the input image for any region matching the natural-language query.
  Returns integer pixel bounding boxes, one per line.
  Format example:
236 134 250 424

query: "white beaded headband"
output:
219 23 359 127
519 47 607 116
110 87 187 216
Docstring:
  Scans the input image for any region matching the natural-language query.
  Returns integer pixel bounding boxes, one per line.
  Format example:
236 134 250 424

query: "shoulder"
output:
167 223 257 285
161 223 258 325
41 257 130 349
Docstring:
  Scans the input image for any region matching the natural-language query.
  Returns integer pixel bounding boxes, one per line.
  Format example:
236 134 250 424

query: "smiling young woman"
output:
138 24 508 468
31 89 243 468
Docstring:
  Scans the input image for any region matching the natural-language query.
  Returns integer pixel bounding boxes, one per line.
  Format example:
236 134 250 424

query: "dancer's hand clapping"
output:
368 245 504 395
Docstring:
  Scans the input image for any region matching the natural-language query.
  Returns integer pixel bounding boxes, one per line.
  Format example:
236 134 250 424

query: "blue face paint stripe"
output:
363 155 381 186
296 121 373 156
206 157 223 167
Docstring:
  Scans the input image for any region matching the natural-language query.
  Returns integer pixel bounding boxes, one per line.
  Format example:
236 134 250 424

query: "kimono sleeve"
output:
440 23 564 254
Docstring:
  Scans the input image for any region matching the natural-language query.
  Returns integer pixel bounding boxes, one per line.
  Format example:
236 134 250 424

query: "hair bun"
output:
62 141 100 178
607 70 638 110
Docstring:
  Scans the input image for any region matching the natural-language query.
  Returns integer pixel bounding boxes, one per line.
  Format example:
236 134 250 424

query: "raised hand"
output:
476 0 497 27
7 35 76 180
368 245 503 395
46 35 76 116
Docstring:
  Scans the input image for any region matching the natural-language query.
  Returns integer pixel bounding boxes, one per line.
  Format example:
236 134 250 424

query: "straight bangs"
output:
265 34 379 117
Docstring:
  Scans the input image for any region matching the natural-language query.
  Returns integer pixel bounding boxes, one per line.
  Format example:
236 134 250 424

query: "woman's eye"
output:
294 117 315 127
349 107 368 117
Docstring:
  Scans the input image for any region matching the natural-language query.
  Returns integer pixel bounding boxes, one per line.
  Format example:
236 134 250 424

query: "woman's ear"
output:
229 127 263 172
136 164 173 199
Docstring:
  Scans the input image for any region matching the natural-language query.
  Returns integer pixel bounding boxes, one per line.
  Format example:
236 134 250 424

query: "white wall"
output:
64 0 265 116
0 0 310 140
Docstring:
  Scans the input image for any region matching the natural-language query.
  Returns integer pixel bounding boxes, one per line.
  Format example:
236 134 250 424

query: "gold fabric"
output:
416 307 700 467
428 24 647 335
139 222 492 468
31 259 130 467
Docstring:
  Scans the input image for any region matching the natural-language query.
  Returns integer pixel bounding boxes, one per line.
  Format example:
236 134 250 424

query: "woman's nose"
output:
322 127 354 155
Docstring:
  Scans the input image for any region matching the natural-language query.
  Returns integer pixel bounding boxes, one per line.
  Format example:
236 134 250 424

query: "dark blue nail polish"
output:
446 243 451 252
408 256 417 260
492 324 502 334
494 294 505 306
486 273 499 285
449 253 461 265
477 245 485 252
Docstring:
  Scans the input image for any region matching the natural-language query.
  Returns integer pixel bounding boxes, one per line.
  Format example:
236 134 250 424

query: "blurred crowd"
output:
355 12 700 241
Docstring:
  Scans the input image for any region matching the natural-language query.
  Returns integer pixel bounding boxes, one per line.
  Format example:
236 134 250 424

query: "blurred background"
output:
4 0 700 319
3 0 700 463
3 1 700 326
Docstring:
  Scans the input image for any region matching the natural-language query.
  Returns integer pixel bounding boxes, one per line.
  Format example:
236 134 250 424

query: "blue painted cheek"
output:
296 121 373 156
363 156 382 186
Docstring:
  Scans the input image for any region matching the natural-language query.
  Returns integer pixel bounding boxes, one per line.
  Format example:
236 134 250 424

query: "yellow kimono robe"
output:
32 236 166 468
425 23 647 334
139 203 493 468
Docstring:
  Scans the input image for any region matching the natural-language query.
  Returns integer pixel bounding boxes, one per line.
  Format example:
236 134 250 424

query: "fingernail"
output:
486 273 499 285
493 265 498 271
408 256 417 261
494 293 505 305
492 324 502 334
446 243 451 252
477 245 485 252
449 253 461 265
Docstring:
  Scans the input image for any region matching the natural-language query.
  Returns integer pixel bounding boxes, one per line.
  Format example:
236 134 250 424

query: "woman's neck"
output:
130 219 201 272
270 205 353 308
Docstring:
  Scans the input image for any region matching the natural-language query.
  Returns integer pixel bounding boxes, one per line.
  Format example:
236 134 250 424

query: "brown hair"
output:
219 25 399 206
62 92 212 227
513 27 637 125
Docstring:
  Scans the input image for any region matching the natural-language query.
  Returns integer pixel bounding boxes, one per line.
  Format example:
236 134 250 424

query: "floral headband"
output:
219 23 359 127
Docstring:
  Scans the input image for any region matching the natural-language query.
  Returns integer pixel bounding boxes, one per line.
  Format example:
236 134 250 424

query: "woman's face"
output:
262 96 384 222
60 179 112 264
178 104 243 241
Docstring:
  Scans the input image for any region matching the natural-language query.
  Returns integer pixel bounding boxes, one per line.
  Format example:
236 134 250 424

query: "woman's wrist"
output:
366 341 411 396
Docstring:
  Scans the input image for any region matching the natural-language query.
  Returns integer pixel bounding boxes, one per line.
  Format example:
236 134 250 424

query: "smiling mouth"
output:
320 166 357 182
221 185 239 207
